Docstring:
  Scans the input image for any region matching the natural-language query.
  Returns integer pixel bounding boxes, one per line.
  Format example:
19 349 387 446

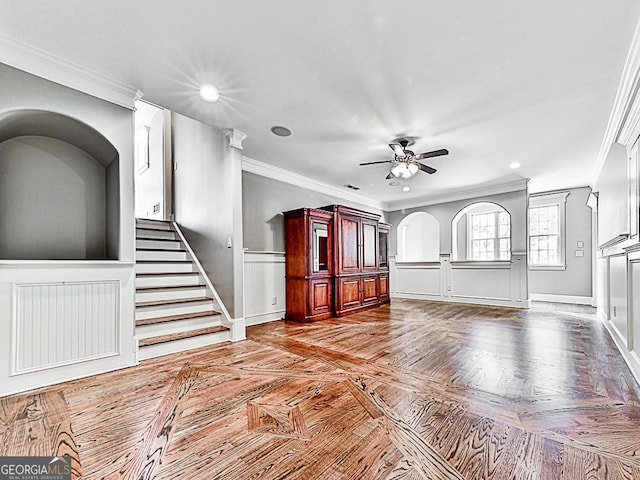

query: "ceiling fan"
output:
360 139 449 180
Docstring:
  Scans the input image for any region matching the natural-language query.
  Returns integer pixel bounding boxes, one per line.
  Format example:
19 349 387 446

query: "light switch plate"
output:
577 241 584 248
575 250 584 257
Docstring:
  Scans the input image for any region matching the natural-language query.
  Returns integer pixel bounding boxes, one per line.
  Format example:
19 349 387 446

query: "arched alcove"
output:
0 110 120 260
452 202 511 261
397 212 440 262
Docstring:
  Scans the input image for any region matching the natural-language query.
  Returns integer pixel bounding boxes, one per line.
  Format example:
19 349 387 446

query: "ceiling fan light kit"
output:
359 137 449 183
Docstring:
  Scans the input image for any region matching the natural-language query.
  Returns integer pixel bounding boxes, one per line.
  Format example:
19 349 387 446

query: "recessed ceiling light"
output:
271 126 292 137
401 185 411 192
199 83 219 102
509 162 521 169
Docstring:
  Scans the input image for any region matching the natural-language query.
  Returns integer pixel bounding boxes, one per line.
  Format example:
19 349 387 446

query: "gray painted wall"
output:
242 171 385 252
529 187 593 297
597 143 629 245
387 189 528 257
172 113 236 315
0 136 107 259
0 63 134 262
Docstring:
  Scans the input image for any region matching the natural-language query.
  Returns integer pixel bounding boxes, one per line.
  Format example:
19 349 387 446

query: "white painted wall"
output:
134 101 165 220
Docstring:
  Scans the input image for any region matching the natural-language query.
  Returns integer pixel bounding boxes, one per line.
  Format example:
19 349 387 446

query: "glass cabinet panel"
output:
363 222 377 268
312 222 329 272
379 230 388 267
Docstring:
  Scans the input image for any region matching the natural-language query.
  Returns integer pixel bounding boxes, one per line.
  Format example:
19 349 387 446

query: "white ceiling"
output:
1 1 639 206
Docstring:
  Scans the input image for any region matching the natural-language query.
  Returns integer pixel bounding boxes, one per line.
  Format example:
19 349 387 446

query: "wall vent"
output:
343 184 360 190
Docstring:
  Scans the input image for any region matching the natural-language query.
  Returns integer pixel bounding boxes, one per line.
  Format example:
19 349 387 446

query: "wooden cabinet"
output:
284 208 334 322
285 205 390 321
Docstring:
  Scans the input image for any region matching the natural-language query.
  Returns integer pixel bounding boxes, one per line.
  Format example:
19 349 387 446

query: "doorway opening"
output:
134 100 172 220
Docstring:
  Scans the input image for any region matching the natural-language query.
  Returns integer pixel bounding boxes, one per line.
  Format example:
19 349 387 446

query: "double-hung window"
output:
528 192 569 269
470 210 511 260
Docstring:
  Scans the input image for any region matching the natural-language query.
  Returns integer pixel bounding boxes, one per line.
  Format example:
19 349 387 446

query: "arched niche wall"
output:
452 201 511 261
397 211 440 262
0 109 120 260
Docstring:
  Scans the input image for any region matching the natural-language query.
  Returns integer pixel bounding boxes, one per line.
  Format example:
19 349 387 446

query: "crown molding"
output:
0 34 140 110
385 178 529 212
241 156 386 211
594 17 640 183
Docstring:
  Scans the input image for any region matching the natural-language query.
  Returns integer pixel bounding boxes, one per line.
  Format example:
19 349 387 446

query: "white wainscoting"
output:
596 249 640 386
14 281 119 374
391 253 529 308
244 251 286 326
0 261 136 397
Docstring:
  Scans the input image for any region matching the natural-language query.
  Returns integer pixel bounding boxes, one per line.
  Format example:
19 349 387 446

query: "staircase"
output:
135 218 230 360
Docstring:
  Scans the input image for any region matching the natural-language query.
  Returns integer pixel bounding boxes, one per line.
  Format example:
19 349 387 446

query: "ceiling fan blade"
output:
385 172 394 180
416 162 437 174
389 143 405 157
415 148 449 160
359 160 392 166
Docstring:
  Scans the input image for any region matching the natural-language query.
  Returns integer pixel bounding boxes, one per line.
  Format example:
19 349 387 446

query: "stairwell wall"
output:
172 113 238 318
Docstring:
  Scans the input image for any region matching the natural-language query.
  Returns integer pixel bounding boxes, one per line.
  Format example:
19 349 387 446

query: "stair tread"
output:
136 226 174 233
136 237 180 242
136 260 193 264
136 296 213 308
136 272 199 277
137 247 186 252
136 310 221 327
136 284 206 292
138 325 229 347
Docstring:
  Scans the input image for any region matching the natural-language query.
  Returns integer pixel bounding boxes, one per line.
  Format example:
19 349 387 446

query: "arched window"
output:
452 202 511 261
397 212 440 262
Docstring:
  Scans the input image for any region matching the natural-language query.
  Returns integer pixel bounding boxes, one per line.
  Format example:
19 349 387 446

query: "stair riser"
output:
135 274 202 288
136 315 222 337
136 239 183 250
136 262 196 274
137 330 230 361
136 287 208 303
136 229 177 240
136 221 172 231
135 301 214 320
136 250 189 261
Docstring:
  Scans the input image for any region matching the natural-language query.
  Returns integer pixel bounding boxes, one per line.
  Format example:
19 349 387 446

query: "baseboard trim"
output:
245 310 285 327
391 293 529 309
600 316 640 388
530 293 594 305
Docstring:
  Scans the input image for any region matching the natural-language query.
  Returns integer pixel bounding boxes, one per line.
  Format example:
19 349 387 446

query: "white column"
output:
224 128 247 341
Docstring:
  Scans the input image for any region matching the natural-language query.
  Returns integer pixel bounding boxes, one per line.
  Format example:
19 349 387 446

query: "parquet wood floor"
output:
2 299 640 479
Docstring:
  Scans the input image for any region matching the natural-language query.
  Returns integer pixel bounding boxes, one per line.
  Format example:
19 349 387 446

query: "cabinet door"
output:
310 278 332 316
338 277 361 310
339 215 361 273
362 276 378 304
379 274 389 301
362 219 378 271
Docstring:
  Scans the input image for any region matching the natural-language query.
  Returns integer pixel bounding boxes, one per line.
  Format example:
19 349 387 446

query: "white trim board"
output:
387 178 529 211
243 155 529 212
530 293 594 306
599 312 640 388
242 156 385 211
391 293 529 309
245 310 285 327
0 34 139 109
